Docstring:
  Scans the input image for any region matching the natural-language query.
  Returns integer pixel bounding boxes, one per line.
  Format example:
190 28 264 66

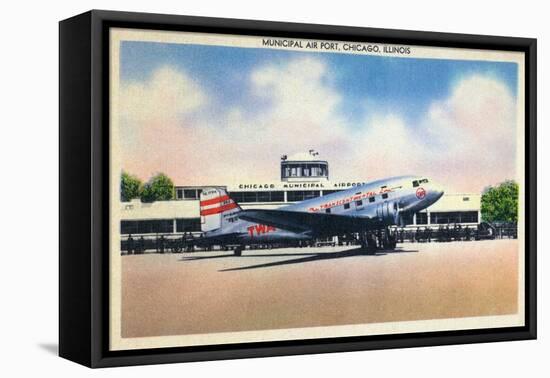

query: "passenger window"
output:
382 193 388 199
356 200 363 207
368 197 375 203
325 208 331 214
344 203 350 210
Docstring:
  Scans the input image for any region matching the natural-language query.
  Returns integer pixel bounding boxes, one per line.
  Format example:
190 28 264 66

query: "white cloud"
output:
118 61 518 194
117 66 208 180
345 114 423 180
346 74 517 192
250 57 342 126
120 66 206 124
192 56 350 184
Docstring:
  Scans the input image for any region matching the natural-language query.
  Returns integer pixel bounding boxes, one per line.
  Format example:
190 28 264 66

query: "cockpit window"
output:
413 178 429 187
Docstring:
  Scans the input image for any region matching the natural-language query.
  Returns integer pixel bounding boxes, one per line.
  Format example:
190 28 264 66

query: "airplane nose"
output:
405 181 445 213
430 182 444 201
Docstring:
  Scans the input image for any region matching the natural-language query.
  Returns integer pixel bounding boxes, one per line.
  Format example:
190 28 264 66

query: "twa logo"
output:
247 224 276 237
416 187 426 200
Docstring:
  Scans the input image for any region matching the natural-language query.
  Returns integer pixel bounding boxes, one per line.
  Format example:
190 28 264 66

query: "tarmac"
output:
121 239 519 338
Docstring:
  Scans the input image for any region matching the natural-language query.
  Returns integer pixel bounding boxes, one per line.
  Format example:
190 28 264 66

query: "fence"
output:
121 233 197 255
393 222 517 243
120 222 517 254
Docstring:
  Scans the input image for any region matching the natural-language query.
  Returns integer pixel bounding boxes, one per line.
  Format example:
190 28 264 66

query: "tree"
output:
481 180 519 223
120 171 142 202
141 173 175 202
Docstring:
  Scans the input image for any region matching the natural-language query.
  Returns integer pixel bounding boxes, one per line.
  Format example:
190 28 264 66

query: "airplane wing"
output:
239 209 374 236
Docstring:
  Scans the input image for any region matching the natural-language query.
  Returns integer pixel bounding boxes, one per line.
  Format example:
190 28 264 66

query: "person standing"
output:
127 234 134 255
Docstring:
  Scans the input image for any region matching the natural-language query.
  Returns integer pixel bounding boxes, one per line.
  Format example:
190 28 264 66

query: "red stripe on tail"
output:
199 194 231 206
200 202 238 216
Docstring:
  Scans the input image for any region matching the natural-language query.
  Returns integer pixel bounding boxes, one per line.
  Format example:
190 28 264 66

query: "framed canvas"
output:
59 10 537 368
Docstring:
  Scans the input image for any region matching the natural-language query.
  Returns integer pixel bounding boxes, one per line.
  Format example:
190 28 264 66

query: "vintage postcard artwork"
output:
109 28 525 351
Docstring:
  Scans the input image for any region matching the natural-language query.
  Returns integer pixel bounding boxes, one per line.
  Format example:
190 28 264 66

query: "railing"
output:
120 223 517 254
392 222 517 243
121 234 198 255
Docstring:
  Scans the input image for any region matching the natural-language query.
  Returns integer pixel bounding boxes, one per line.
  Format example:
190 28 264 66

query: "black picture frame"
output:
59 9 537 368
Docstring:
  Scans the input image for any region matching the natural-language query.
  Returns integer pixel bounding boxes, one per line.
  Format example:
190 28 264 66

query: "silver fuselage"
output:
205 175 444 243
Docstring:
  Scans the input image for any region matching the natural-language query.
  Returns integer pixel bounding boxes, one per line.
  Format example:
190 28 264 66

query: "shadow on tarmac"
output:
179 247 418 271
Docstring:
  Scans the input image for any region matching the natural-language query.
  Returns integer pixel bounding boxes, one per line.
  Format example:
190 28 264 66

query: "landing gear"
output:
359 231 377 255
381 227 397 249
234 246 244 256
357 227 397 254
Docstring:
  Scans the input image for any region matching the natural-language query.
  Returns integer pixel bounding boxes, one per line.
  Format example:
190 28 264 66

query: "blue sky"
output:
118 40 520 193
120 41 518 127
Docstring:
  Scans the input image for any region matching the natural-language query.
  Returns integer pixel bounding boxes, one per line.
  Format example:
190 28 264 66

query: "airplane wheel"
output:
365 247 376 255
381 238 396 250
234 247 243 256
361 242 376 255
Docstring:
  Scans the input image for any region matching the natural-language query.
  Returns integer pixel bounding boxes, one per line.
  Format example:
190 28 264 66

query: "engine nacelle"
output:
376 200 400 225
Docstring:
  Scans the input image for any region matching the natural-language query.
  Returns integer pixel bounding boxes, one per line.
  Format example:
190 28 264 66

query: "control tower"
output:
280 150 329 183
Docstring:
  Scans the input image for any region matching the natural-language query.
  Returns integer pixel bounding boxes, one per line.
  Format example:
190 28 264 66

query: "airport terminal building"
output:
120 152 481 237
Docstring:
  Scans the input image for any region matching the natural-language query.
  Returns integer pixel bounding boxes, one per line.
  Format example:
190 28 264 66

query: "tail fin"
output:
200 188 241 232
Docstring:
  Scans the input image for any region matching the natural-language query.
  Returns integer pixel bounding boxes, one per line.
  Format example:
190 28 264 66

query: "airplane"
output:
193 175 444 256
